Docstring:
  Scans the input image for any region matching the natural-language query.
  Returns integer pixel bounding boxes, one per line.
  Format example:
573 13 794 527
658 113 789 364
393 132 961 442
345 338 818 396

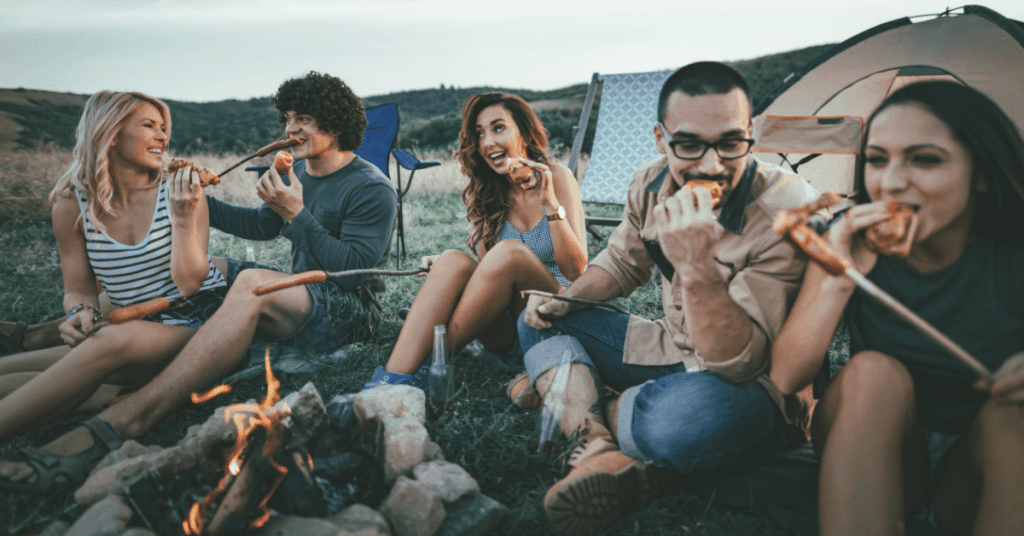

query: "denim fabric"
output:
223 258 374 356
518 307 790 473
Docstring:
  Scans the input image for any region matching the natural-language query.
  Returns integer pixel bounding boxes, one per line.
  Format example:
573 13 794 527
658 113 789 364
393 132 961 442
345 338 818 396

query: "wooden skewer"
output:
253 268 429 296
520 290 629 315
780 217 993 381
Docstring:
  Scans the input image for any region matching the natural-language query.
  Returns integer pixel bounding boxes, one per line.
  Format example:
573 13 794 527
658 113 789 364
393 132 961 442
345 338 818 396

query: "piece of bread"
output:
166 159 219 187
273 151 293 176
865 202 918 258
506 157 537 189
683 180 722 208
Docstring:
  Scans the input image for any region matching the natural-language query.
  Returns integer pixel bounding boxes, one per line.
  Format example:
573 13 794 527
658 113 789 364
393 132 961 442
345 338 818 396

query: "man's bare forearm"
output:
677 259 753 363
561 266 623 311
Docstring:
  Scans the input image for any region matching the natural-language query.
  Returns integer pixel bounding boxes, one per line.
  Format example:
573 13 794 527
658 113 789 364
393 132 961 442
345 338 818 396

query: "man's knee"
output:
524 335 594 387
629 373 776 470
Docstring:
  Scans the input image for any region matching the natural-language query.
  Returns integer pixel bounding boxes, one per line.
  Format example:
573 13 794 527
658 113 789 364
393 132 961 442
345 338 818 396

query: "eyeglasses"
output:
658 123 753 161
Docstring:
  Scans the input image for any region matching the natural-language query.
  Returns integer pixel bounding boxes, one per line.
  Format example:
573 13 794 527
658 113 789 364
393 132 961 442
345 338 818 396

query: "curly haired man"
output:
1 72 397 487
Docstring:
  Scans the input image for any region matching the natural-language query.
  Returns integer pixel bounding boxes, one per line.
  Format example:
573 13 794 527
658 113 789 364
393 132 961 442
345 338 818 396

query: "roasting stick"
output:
520 290 630 315
778 220 994 382
82 296 174 338
217 137 304 177
253 268 429 296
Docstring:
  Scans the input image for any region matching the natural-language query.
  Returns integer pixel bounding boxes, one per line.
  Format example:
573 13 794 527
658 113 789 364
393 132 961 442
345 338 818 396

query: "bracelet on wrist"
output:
67 303 101 322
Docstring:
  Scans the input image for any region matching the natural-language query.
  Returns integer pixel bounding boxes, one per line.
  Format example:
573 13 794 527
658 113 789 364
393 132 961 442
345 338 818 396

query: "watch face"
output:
548 206 566 221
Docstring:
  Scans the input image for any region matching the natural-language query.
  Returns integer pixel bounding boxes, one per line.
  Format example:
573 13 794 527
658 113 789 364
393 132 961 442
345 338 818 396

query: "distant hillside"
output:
0 43 832 156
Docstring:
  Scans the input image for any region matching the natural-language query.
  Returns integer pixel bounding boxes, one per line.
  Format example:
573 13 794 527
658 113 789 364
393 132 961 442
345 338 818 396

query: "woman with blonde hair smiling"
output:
0 90 227 492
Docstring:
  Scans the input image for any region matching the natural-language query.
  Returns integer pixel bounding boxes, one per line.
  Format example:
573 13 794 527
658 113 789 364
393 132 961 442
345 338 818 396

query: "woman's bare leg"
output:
0 320 196 440
812 350 929 536
0 372 122 413
0 346 72 376
385 250 478 374
448 239 561 353
932 398 1024 535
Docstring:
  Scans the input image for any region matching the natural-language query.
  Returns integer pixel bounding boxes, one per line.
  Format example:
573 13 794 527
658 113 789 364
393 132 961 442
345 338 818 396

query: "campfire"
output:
46 351 510 536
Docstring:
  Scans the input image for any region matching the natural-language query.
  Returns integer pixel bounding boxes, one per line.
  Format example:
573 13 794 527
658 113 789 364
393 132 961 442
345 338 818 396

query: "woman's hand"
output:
517 157 559 211
168 164 202 222
418 254 439 277
59 310 95 348
824 202 891 275
984 352 1024 416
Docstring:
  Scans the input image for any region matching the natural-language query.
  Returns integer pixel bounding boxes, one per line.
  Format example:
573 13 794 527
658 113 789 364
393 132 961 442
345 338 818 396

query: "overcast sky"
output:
2 0 1022 102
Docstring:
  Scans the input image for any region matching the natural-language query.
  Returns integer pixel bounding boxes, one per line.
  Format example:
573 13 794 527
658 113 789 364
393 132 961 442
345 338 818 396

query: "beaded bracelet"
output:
67 303 102 322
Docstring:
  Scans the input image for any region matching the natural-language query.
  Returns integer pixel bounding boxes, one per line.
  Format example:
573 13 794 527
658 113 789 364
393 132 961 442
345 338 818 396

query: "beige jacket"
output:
590 154 817 423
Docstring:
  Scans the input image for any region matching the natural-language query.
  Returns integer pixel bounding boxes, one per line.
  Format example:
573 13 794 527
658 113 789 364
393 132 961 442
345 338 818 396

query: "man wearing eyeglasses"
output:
513 61 818 535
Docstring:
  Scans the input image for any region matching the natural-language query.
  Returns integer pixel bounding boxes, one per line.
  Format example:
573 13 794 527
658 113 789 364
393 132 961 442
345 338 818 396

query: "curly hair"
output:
49 91 170 232
458 93 549 256
271 71 367 151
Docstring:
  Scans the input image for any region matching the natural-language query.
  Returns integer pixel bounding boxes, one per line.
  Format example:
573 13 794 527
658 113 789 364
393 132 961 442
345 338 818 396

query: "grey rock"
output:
65 495 132 536
327 503 391 536
379 476 445 536
381 416 431 484
38 520 70 536
282 382 327 450
92 441 161 475
434 493 509 536
325 393 358 431
413 461 479 503
252 515 347 536
119 529 160 536
75 444 200 505
355 385 426 424
424 442 445 462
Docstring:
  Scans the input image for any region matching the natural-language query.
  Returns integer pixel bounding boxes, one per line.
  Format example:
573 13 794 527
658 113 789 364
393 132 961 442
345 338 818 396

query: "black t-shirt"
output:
846 237 1024 433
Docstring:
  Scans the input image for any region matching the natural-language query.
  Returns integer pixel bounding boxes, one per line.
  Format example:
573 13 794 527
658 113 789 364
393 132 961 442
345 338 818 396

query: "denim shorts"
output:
223 258 376 357
518 307 791 474
147 285 228 329
915 428 963 528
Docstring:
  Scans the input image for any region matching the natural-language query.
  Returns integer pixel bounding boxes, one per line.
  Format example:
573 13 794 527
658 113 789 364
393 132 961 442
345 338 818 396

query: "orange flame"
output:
191 384 232 404
182 346 290 535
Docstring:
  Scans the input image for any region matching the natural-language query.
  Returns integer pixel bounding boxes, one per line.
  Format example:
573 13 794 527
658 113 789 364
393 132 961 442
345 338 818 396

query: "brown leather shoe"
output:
505 371 541 409
543 450 672 536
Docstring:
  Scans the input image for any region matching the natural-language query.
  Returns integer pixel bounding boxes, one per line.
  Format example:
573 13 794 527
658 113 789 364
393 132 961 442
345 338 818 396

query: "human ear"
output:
653 124 667 156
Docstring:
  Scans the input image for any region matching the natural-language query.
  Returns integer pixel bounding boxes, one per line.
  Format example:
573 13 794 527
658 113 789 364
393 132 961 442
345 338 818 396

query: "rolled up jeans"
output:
517 307 791 473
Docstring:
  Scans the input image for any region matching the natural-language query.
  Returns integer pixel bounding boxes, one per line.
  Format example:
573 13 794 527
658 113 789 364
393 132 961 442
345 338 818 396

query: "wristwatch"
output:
546 206 566 222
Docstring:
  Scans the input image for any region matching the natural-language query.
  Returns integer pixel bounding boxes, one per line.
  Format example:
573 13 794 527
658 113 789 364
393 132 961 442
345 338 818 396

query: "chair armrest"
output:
392 149 440 171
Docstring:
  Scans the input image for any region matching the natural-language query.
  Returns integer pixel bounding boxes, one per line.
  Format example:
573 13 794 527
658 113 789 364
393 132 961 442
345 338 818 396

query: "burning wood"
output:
183 347 294 536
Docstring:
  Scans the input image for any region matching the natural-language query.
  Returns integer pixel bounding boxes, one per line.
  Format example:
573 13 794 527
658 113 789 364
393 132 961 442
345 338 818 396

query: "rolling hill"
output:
0 44 833 156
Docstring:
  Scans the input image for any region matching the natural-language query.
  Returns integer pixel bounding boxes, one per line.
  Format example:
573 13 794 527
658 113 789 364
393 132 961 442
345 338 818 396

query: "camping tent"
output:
753 4 1024 195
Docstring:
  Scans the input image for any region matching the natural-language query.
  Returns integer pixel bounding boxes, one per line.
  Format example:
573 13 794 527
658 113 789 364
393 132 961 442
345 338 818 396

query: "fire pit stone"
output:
412 461 479 503
354 385 427 424
325 504 391 535
379 416 434 484
63 494 132 536
277 381 328 451
379 476 446 536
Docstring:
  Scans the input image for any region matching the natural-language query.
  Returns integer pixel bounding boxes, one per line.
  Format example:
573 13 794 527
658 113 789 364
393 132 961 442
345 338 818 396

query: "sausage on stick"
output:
252 268 430 296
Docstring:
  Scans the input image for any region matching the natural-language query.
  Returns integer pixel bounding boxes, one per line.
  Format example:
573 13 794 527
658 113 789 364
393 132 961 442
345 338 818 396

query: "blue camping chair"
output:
245 103 438 265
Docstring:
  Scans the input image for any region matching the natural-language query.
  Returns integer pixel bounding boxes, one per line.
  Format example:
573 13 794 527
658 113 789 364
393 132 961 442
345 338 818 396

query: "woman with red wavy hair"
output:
366 92 587 388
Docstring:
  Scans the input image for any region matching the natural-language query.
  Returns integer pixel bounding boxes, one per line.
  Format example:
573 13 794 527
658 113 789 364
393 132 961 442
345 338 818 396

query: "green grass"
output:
0 192 793 536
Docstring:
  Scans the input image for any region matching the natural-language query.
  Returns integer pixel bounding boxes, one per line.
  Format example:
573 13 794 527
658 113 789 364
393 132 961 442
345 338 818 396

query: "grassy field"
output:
0 150 793 536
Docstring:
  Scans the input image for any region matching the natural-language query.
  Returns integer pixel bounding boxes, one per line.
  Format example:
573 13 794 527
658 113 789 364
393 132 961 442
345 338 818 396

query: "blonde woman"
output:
0 91 227 492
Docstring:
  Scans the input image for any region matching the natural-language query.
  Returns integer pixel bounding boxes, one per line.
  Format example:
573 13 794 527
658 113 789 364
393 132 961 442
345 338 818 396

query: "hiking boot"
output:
505 371 541 409
543 449 672 536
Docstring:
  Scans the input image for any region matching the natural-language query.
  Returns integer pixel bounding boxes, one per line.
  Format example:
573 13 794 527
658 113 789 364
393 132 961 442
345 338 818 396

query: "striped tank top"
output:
75 180 226 308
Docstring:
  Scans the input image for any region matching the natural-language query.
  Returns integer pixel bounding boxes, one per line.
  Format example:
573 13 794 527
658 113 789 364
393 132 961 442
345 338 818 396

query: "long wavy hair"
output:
458 93 549 256
854 81 1024 246
49 91 171 231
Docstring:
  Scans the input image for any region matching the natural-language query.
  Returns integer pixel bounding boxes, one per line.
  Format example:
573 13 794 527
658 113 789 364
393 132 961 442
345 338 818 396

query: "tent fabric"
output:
579 70 673 204
754 5 1024 195
752 115 863 155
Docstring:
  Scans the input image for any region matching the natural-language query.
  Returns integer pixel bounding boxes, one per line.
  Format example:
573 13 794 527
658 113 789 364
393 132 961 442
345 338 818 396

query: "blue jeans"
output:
518 307 791 473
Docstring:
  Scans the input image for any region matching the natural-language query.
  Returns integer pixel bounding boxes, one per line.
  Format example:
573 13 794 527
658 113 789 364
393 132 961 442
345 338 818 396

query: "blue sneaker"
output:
363 364 431 391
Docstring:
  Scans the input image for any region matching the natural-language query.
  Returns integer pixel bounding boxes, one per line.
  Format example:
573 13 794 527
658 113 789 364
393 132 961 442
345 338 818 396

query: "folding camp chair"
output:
245 103 438 265
566 70 673 239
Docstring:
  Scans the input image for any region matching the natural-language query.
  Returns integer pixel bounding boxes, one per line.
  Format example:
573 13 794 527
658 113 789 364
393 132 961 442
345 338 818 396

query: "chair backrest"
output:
571 70 673 205
355 103 399 178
